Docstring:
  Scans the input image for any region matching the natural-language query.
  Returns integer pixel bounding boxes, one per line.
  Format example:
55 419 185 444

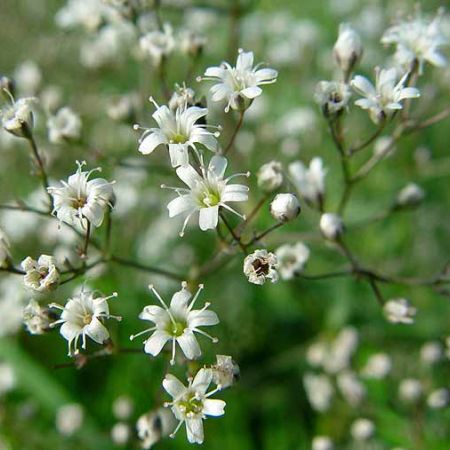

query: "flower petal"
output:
199 206 219 231
188 309 219 328
144 330 170 356
177 330 201 360
185 417 204 444
138 131 167 155
163 374 186 399
176 164 201 189
203 399 226 417
85 317 109 344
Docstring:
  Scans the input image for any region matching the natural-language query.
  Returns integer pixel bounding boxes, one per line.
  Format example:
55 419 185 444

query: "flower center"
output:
178 392 204 416
167 320 186 337
202 192 220 207
172 133 188 144
72 196 87 209
82 313 93 325
252 259 270 276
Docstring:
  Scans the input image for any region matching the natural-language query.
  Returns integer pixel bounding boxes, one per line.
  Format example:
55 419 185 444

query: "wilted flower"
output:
0 95 37 137
350 418 375 441
21 255 60 292
270 193 301 222
56 403 84 436
0 227 11 268
381 10 448 73
23 299 52 335
395 183 425 208
50 289 120 356
136 98 219 168
200 48 278 112
383 298 416 324
166 155 249 235
211 354 240 390
352 67 420 124
333 23 363 78
289 158 326 207
243 249 279 285
140 24 175 66
257 160 283 192
314 80 351 116
48 161 114 228
320 213 344 241
427 388 450 409
137 407 176 449
303 372 334 412
47 107 82 144
130 283 219 365
163 368 226 444
399 378 423 403
275 242 310 280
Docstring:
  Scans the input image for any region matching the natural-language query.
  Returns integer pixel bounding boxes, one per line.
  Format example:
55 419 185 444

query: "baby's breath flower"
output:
23 299 51 335
350 418 375 441
395 183 425 208
48 161 114 228
178 29 206 58
383 298 416 324
111 422 130 446
257 160 283 192
289 158 326 207
333 23 363 78
165 155 249 236
351 67 420 124
427 388 450 409
312 436 334 450
399 378 423 403
163 368 226 444
337 370 366 406
303 372 334 412
21 255 59 293
361 353 392 379
314 80 351 117
130 283 219 365
243 249 279 285
320 213 344 241
139 24 175 67
270 193 301 222
56 403 84 436
168 84 196 111
47 107 82 144
275 242 310 280
199 48 278 112
0 95 37 138
137 407 176 450
135 98 219 168
50 289 121 356
211 355 240 390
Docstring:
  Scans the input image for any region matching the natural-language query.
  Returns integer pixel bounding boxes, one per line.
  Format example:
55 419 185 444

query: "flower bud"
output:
395 183 425 208
320 213 344 240
333 24 363 79
383 298 416 324
257 161 283 192
1 97 36 138
350 418 375 441
312 436 334 450
270 193 301 222
399 378 422 403
427 388 450 409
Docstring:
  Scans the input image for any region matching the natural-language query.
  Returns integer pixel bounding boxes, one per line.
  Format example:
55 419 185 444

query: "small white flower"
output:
312 436 334 450
163 368 226 444
0 227 11 268
130 283 219 365
56 403 84 436
350 418 375 441
50 289 121 356
420 341 443 365
136 98 219 168
243 249 279 285
47 107 82 144
383 298 416 324
323 326 359 374
0 96 37 137
396 183 425 208
361 353 392 379
275 242 310 280
200 48 278 112
381 10 448 72
257 160 283 192
55 0 111 31
337 370 366 406
140 24 175 66
351 67 420 124
113 395 133 420
168 84 196 111
21 255 60 293
211 354 240 390
427 388 450 409
320 213 344 241
111 422 130 446
270 193 301 222
23 299 51 335
314 80 352 116
166 155 249 236
48 161 114 228
399 378 423 403
303 372 334 412
289 158 326 206
333 23 363 77
137 407 176 450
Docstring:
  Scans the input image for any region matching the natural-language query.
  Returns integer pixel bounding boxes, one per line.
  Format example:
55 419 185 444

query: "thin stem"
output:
82 221 91 259
246 222 284 246
348 121 386 155
223 109 245 155
220 212 247 254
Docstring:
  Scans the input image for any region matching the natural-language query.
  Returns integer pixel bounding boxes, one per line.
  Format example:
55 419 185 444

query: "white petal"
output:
138 131 167 155
188 309 219 328
240 86 262 99
163 374 186 399
167 195 195 218
144 330 170 356
204 66 224 78
170 287 191 316
176 164 201 189
168 144 189 168
86 317 109 344
236 50 254 71
60 321 81 341
182 107 208 130
203 399 226 417
190 129 218 152
199 206 219 231
210 83 230 102
185 417 204 444
152 105 175 130
208 155 227 178
177 330 201 360
139 305 167 324
351 76 376 97
222 184 249 203
255 68 277 82
192 368 212 393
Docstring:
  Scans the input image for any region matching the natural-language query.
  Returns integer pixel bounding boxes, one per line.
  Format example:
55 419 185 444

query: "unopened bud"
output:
320 213 344 240
257 161 283 192
333 24 363 79
395 183 425 208
270 193 301 222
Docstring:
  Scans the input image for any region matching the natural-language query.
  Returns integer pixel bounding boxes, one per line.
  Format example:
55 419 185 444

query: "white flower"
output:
399 378 423 403
163 368 226 444
0 227 11 268
333 23 363 77
270 193 301 222
0 96 37 137
23 299 51 335
323 326 359 374
420 341 443 365
257 160 283 192
200 48 278 112
275 242 310 280
55 0 111 31
211 354 240 390
396 183 425 208
427 388 450 409
243 249 279 285
21 255 60 293
361 353 392 379
113 395 133 420
13 60 42 95
47 107 82 144
320 213 344 241
137 407 176 450
381 10 448 72
56 403 84 436
350 418 375 441
136 98 219 168
383 298 416 324
111 422 130 446
130 283 219 365
303 372 334 412
314 81 351 116
289 158 326 206
48 161 114 227
337 370 366 406
140 24 175 66
166 155 249 236
50 289 120 356
351 68 420 124
312 436 334 450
